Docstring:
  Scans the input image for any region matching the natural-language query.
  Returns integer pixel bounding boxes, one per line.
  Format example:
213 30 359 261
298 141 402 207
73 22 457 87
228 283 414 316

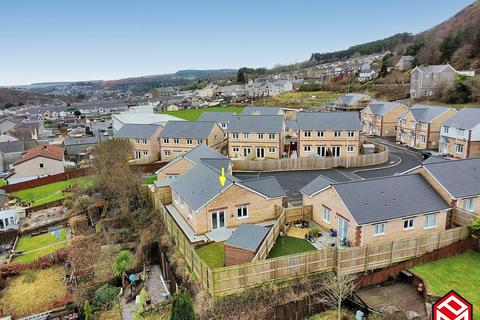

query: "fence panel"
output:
452 208 478 226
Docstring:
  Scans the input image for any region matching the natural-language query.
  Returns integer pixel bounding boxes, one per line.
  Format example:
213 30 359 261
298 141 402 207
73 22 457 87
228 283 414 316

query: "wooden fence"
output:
149 190 471 296
285 205 313 224
252 206 287 262
232 144 388 172
452 207 479 226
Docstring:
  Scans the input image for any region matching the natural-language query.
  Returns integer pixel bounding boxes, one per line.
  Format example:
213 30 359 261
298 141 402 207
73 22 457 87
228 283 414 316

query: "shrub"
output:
92 284 120 310
63 198 73 209
170 289 196 320
469 218 480 236
75 195 91 213
84 300 93 320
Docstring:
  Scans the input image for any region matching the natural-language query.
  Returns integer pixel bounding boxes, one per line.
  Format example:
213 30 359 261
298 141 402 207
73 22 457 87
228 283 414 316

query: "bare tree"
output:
322 272 357 320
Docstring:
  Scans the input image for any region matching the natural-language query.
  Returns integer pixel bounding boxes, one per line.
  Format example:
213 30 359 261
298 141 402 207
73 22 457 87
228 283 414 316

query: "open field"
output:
262 91 339 108
0 267 70 318
267 235 316 258
159 105 244 120
411 250 480 319
12 176 94 206
196 242 225 268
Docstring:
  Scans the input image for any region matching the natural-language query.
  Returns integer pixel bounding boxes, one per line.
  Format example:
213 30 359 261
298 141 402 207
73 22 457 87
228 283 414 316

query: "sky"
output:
0 0 474 86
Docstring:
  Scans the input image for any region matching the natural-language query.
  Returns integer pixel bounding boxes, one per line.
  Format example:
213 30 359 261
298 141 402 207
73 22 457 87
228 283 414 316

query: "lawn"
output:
196 242 225 268
12 242 67 263
411 250 480 319
307 309 355 320
143 173 157 185
0 267 70 318
0 178 6 187
12 176 94 206
15 228 67 252
267 236 316 258
159 105 244 120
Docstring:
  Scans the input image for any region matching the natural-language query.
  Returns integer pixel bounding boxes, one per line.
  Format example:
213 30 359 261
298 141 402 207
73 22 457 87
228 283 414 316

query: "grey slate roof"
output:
441 108 480 130
300 175 336 196
422 156 448 165
198 112 236 123
170 162 285 212
182 144 226 164
225 224 269 252
285 119 298 130
416 65 455 73
115 124 161 139
241 106 283 116
228 115 284 133
241 177 286 198
160 121 217 139
332 174 450 225
200 158 231 172
296 112 362 130
64 136 100 146
367 101 404 116
339 93 368 106
408 104 454 123
0 141 25 154
423 157 480 198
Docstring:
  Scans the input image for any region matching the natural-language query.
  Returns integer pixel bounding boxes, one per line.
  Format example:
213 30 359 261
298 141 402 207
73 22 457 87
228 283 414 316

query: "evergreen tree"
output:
170 289 195 320
84 300 93 320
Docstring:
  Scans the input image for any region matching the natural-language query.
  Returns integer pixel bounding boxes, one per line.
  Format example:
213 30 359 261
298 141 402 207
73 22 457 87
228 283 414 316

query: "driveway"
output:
233 138 423 205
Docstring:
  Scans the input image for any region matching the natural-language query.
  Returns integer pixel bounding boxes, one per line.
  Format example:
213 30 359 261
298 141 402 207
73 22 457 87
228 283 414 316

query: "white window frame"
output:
143 151 148 156
243 133 249 139
232 133 239 139
186 138 193 145
424 213 437 229
258 133 264 140
443 126 449 134
347 131 355 138
173 138 179 144
303 145 311 152
164 150 171 156
332 146 341 157
457 129 465 138
455 144 464 154
347 145 354 152
373 223 385 236
403 218 414 230
334 131 341 138
317 131 324 138
463 198 475 212
142 139 147 144
323 207 330 223
237 205 248 219
232 146 240 153
268 133 276 140
268 147 276 153
304 131 311 138
197 139 202 144
163 138 169 144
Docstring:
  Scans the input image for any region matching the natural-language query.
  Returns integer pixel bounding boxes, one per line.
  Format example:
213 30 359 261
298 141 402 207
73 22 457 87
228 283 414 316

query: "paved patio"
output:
286 221 338 249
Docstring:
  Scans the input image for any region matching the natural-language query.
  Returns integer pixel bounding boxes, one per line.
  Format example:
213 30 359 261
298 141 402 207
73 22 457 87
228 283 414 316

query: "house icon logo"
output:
433 291 472 320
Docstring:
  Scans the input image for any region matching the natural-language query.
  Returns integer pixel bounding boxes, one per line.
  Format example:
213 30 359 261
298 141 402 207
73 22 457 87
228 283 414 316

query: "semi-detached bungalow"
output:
159 121 225 160
301 174 450 246
168 160 285 242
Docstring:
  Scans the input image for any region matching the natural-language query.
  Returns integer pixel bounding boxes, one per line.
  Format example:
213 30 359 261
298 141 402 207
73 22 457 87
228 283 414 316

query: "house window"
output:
347 131 355 138
232 133 239 139
243 133 249 139
39 163 44 168
237 205 248 219
334 131 341 138
457 129 465 138
243 147 252 156
304 131 311 138
323 207 330 223
135 138 140 143
164 150 171 156
317 131 324 138
304 145 311 152
186 139 193 145
463 198 475 212
455 144 464 154
403 218 414 230
188 208 193 219
232 146 239 152
373 223 385 236
421 136 426 143
167 175 176 180
135 150 141 159
173 138 179 144
143 151 148 156
142 139 147 144
332 146 341 157
258 133 264 139
347 145 354 152
425 213 437 228
443 126 449 134
197 139 202 144
163 138 169 143
269 133 276 140
268 147 276 153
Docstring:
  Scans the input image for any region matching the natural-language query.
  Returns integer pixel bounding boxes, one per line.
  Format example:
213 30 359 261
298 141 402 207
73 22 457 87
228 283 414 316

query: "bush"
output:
92 284 120 310
75 195 91 213
63 198 73 209
84 300 93 320
170 289 196 320
469 218 480 236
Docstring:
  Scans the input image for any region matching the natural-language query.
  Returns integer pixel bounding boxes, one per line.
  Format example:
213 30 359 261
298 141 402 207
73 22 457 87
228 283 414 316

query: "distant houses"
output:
361 101 407 137
395 55 415 71
336 93 373 111
410 64 457 99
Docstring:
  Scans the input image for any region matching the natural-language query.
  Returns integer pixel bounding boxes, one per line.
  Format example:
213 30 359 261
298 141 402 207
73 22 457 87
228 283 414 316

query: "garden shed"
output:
224 224 269 266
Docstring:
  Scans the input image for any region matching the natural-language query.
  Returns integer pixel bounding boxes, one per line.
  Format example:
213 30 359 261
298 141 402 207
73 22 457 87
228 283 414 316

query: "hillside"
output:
0 88 58 108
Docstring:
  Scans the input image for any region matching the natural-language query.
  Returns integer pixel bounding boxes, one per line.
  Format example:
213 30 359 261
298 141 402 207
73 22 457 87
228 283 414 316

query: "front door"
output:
211 211 225 230
338 216 348 242
256 147 265 158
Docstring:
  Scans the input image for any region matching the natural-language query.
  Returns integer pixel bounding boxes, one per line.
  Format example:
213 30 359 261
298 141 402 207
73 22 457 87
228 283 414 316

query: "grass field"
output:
143 174 157 185
0 267 70 318
12 176 94 206
411 250 480 319
12 228 68 263
196 242 225 268
159 105 244 120
267 236 317 258
263 91 339 108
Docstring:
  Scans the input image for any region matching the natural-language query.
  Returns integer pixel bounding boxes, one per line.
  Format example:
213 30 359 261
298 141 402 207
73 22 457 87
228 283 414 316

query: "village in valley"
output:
0 1 479 320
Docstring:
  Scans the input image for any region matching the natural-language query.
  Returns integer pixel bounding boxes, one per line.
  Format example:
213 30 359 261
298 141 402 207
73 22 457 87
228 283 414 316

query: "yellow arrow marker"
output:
219 167 226 187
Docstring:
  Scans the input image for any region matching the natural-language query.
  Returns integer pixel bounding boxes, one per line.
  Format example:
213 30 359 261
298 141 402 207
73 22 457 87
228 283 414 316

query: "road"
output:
233 138 423 205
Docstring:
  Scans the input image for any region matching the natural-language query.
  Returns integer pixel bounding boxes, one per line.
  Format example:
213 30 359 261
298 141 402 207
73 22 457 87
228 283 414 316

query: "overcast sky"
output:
0 0 474 85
